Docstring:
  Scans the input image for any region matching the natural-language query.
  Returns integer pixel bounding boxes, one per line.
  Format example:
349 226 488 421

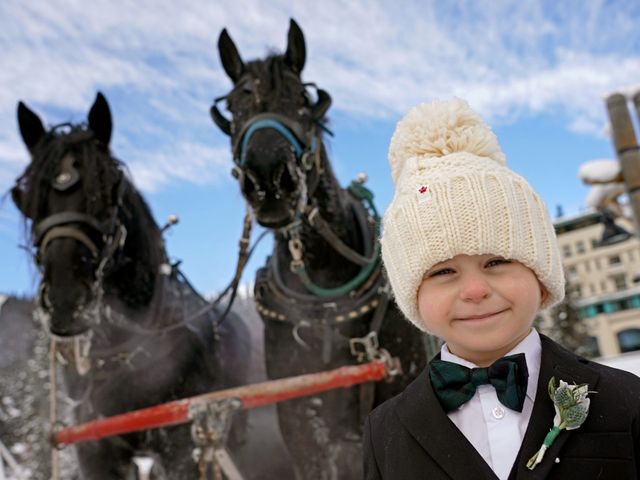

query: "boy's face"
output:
417 254 547 367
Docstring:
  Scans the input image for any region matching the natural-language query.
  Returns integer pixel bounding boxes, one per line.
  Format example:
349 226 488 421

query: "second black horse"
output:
212 19 429 479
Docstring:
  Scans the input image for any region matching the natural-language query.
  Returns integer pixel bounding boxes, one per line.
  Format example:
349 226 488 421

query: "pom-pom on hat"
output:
381 98 564 331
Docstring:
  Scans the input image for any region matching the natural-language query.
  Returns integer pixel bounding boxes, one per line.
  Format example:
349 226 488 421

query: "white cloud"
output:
127 142 231 193
1 0 639 195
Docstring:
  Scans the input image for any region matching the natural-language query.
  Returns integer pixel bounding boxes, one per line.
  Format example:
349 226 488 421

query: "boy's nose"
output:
459 274 492 302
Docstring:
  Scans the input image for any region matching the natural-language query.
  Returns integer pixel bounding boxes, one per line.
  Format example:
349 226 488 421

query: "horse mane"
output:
15 125 117 236
108 171 167 307
15 124 166 308
239 54 311 114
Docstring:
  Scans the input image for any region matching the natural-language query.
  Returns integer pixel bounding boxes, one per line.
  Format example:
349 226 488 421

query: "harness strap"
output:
34 211 106 246
233 113 313 165
306 207 376 266
359 288 391 424
40 225 100 259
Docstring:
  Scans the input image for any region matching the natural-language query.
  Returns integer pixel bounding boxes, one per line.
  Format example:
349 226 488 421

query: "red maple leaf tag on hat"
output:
416 184 431 203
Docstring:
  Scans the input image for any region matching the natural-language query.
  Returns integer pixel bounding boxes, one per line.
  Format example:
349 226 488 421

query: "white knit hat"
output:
381 98 564 331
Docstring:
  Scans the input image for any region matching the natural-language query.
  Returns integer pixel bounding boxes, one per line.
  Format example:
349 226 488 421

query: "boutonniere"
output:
526 377 592 470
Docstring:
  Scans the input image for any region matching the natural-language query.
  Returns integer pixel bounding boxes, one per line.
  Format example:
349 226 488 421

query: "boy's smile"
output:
417 254 548 366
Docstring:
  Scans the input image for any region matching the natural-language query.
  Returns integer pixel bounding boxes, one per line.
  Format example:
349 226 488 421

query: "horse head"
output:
12 93 137 337
213 19 332 229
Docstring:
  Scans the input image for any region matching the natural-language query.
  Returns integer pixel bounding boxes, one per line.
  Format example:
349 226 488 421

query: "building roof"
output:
554 209 601 234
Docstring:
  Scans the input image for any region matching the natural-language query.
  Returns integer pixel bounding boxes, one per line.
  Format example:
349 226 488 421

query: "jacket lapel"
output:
395 366 499 480
510 335 600 479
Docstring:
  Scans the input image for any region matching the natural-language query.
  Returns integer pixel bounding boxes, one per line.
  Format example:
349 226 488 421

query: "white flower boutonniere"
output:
526 377 592 470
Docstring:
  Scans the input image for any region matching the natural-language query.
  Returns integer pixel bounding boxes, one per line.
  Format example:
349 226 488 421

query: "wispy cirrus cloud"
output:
1 0 639 196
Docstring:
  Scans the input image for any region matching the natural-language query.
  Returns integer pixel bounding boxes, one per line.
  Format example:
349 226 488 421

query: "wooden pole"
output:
54 359 388 447
632 91 640 125
605 93 640 236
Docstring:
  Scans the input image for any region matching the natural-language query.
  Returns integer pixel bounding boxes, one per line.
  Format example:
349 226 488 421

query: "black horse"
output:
11 93 250 479
213 20 429 479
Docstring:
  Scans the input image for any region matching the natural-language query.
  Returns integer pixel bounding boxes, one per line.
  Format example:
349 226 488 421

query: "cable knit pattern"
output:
381 99 564 331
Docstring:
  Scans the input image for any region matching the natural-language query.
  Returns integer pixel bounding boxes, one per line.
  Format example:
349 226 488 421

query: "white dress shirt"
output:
440 328 541 480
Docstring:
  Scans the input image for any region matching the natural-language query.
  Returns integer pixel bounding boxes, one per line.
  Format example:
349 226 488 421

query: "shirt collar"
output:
441 328 541 402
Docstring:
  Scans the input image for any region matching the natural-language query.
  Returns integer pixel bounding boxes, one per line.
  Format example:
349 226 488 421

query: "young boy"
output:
364 98 640 479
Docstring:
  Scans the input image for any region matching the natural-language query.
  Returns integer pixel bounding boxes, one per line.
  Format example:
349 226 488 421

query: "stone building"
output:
552 209 640 357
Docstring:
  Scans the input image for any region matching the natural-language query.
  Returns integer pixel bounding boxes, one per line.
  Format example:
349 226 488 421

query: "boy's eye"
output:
428 267 455 277
486 258 511 268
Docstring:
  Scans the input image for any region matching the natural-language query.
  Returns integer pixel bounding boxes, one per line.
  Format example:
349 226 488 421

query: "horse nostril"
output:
242 170 267 203
242 171 257 195
280 163 297 193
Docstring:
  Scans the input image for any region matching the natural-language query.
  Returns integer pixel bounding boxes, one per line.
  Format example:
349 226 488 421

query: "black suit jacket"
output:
364 335 640 479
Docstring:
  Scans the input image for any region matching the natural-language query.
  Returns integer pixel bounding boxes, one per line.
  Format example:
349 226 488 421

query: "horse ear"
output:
285 19 306 74
17 101 46 151
88 92 112 146
311 89 332 120
218 28 245 83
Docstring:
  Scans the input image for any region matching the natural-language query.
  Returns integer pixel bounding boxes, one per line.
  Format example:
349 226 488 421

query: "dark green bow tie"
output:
429 353 529 413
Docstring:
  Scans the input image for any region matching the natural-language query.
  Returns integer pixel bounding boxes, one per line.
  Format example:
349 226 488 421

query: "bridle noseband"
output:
33 178 127 270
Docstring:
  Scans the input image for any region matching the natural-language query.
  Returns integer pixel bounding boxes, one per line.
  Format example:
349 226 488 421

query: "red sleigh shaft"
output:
54 360 388 446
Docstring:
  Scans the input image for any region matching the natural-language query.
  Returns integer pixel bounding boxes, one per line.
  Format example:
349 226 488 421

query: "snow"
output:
585 183 625 209
595 351 640 378
578 159 621 184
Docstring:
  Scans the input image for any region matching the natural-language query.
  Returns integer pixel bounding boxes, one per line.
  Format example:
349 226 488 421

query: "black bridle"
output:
31 133 128 327
211 74 383 299
211 73 332 201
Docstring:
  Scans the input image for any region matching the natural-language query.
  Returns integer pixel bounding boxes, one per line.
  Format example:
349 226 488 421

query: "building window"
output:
567 265 577 277
591 238 599 249
576 241 585 254
611 274 627 291
609 255 621 265
562 245 572 258
617 329 640 353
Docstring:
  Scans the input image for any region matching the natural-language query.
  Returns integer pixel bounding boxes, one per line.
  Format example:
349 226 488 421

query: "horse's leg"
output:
274 398 332 479
263 320 327 478
75 440 133 480
147 425 199 479
264 321 363 479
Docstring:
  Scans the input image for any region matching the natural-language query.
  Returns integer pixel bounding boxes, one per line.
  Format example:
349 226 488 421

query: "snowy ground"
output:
595 350 640 377
0 296 67 479
0 295 294 479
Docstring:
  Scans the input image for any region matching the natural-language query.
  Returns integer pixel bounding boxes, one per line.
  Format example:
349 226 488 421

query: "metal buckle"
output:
301 151 314 170
288 237 304 272
349 331 379 363
189 398 244 480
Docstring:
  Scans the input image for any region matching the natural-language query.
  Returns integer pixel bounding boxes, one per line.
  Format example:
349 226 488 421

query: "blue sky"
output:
1 0 639 298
